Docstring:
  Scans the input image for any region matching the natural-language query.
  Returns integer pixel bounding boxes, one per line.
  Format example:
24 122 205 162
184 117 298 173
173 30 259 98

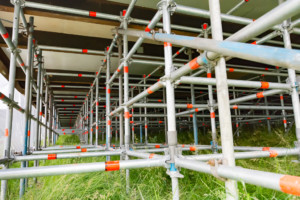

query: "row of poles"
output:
1 0 300 199
0 0 61 198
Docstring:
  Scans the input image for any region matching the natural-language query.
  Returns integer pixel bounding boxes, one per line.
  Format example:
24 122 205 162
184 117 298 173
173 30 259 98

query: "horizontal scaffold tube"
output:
50 85 90 89
136 146 212 153
24 2 201 33
132 103 293 110
114 29 300 71
181 148 300 161
31 147 105 155
126 150 164 159
226 67 289 77
175 158 300 196
175 3 300 35
131 114 291 118
14 150 122 162
39 45 188 63
41 145 95 151
0 158 166 180
176 89 287 116
178 77 291 90
132 103 207 109
230 89 286 105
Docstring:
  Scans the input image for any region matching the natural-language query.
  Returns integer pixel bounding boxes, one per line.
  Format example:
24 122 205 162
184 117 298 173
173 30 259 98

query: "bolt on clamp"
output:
166 169 184 178
281 19 292 30
208 159 227 182
9 47 20 55
127 58 133 65
207 99 215 108
4 99 18 108
204 51 218 68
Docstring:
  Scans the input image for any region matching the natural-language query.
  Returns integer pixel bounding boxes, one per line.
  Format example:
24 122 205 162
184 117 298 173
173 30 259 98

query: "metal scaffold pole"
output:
90 84 93 145
95 74 99 146
232 87 239 137
280 4 300 150
208 0 238 199
207 66 218 152
117 37 124 148
39 70 44 147
188 49 198 145
264 96 272 133
25 40 34 189
163 88 168 143
19 16 34 198
33 51 43 183
159 1 181 199
0 1 21 199
48 94 53 146
44 84 49 148
85 98 88 144
105 51 111 160
123 15 131 193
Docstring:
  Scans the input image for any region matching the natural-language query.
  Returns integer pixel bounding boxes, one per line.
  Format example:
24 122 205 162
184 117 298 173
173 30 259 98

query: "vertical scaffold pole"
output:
204 27 218 151
39 70 44 146
44 84 48 148
53 109 57 144
25 43 34 189
86 97 89 144
207 67 218 152
188 49 198 145
48 94 53 146
115 116 118 143
19 16 34 198
83 99 86 143
0 2 21 198
281 13 300 146
105 52 111 160
95 74 99 146
35 51 42 151
82 103 85 142
90 85 93 145
139 87 143 143
264 96 271 133
118 38 124 148
277 77 287 131
131 90 135 143
33 49 42 185
144 78 148 144
232 87 239 137
163 88 168 143
160 1 180 199
209 0 238 199
123 17 131 193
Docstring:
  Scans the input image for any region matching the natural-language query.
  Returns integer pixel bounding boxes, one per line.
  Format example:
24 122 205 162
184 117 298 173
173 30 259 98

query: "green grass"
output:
5 127 300 199
55 135 81 145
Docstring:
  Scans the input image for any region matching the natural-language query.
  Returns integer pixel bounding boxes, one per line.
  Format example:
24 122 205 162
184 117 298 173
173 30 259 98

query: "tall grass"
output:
56 135 81 145
6 127 300 199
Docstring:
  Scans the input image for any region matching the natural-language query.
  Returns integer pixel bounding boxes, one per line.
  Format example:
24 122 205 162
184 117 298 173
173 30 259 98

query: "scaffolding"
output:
1 0 300 199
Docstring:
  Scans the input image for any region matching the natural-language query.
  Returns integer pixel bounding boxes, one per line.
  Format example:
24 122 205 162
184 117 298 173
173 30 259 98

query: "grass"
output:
55 134 81 145
5 127 300 199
